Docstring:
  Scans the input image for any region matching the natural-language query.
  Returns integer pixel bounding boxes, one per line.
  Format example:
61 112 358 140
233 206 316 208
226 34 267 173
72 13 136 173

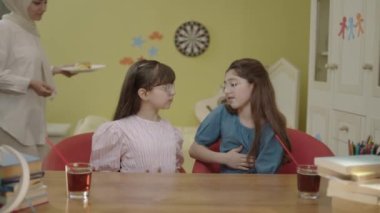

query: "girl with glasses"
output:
189 58 291 173
91 60 184 173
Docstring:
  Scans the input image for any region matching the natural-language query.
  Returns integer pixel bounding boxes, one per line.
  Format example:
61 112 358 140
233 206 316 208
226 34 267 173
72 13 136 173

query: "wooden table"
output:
34 171 334 212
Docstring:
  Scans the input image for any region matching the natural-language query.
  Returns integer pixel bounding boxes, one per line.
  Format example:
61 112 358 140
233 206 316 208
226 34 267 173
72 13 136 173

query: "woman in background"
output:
91 60 184 173
0 0 72 157
189 58 291 173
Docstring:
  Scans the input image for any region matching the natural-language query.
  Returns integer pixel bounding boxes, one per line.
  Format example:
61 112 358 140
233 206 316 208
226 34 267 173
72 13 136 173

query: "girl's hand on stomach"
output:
224 146 255 170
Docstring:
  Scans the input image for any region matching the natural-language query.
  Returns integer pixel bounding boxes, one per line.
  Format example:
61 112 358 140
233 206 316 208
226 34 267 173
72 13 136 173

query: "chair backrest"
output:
42 133 93 171
277 128 334 174
191 128 334 174
192 141 221 173
73 115 109 135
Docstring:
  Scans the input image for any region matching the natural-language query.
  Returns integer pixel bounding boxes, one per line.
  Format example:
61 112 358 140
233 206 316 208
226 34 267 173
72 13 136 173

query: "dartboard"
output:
174 21 210 57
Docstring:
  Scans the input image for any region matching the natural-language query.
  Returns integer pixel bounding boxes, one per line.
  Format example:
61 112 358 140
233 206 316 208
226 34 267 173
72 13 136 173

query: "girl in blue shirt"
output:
189 58 291 173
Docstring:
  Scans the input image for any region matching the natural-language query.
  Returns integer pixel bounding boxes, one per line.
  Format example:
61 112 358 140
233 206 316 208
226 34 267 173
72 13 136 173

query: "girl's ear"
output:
250 83 255 93
138 88 149 100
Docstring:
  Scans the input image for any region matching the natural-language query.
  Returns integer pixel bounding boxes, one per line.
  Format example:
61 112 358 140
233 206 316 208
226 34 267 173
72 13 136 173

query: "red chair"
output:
277 128 334 174
192 128 334 174
42 133 93 171
191 141 221 173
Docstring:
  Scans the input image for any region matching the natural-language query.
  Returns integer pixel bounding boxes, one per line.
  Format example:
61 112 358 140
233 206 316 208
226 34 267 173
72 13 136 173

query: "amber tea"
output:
65 163 92 199
297 165 320 199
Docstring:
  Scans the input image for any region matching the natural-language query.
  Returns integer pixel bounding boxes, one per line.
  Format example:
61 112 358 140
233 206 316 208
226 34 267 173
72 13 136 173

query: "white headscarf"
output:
2 0 39 36
2 0 55 92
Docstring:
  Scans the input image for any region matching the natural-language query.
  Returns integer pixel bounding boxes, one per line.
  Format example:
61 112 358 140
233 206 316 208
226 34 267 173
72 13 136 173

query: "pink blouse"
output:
90 115 184 173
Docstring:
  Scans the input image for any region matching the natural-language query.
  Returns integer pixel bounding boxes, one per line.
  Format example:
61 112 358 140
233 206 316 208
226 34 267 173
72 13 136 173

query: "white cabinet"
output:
307 0 380 155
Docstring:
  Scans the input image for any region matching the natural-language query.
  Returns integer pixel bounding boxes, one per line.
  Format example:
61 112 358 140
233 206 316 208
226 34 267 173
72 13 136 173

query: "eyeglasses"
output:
155 84 175 94
221 81 241 91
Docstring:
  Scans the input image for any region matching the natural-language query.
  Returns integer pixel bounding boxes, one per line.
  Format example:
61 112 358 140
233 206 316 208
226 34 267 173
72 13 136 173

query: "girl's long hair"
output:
113 60 175 120
225 58 291 159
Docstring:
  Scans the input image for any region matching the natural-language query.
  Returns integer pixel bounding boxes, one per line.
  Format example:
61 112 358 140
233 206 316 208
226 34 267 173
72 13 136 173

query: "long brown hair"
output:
225 58 291 158
113 60 175 120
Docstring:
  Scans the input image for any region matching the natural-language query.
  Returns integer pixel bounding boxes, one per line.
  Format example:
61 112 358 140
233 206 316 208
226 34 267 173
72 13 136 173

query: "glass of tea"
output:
65 162 92 200
297 165 321 199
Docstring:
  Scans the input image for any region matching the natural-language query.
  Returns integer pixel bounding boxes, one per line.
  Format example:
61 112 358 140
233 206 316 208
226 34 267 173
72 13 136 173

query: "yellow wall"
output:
39 0 310 132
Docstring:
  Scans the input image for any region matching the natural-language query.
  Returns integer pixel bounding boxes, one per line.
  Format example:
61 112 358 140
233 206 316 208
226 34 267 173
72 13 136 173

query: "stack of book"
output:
0 150 48 211
315 155 380 209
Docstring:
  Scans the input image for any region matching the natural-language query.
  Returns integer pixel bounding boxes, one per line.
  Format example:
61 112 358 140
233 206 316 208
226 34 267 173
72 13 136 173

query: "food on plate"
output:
74 62 92 70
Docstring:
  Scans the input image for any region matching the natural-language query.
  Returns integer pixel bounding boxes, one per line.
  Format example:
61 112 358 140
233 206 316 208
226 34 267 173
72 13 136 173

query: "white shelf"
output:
47 123 71 137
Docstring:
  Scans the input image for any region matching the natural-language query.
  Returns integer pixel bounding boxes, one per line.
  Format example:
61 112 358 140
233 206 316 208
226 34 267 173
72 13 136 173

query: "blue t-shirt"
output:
195 104 283 174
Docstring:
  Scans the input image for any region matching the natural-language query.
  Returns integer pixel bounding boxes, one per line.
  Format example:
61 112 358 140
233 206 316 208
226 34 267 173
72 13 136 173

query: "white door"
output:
369 0 380 143
329 0 369 155
307 0 379 155
307 0 333 147
330 0 367 115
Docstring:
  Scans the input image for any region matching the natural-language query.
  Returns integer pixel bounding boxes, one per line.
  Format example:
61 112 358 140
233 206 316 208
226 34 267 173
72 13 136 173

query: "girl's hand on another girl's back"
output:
224 146 255 170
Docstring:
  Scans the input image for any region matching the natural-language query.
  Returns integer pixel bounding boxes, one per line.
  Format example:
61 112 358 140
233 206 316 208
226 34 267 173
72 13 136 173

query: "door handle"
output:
325 63 338 70
339 126 349 132
362 63 373 71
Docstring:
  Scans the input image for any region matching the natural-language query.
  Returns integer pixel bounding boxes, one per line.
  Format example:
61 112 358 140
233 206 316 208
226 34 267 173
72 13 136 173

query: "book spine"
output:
327 181 380 205
0 171 45 185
